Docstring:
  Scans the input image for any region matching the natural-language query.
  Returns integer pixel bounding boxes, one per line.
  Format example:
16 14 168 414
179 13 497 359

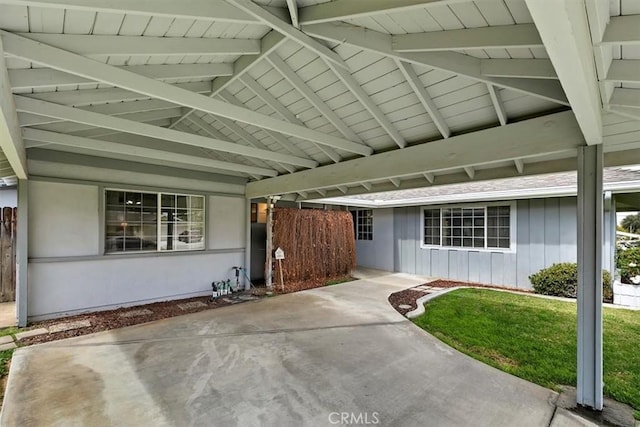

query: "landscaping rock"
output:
49 320 92 333
15 328 48 341
118 309 153 318
177 301 207 311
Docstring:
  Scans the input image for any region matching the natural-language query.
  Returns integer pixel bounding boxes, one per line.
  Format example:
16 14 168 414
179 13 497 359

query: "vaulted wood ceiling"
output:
0 0 639 197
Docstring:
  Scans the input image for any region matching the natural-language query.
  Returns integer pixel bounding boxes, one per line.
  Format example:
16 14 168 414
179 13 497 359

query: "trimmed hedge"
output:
616 247 640 284
529 263 612 302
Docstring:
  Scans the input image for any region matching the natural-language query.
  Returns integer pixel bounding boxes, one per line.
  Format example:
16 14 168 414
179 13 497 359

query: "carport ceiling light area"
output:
1 1 640 197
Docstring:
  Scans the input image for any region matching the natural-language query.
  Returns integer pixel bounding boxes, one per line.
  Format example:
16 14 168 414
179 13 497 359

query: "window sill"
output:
29 248 245 263
419 245 515 254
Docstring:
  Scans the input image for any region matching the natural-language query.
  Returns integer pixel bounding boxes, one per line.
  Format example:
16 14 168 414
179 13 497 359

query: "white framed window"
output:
351 209 373 241
421 202 515 251
105 190 205 254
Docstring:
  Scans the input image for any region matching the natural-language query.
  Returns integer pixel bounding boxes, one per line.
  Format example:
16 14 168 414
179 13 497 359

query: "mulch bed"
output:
18 277 355 347
272 275 355 294
19 289 269 346
388 279 533 316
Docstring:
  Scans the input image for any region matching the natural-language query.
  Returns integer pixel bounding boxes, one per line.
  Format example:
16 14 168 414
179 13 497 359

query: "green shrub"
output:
616 247 640 284
529 263 612 302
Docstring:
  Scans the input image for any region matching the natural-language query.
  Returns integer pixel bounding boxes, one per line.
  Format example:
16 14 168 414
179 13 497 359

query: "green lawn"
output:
413 289 640 416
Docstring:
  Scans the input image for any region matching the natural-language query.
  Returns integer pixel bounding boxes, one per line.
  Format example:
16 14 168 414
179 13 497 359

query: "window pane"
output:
161 194 175 208
486 206 510 249
353 209 374 241
105 190 156 253
160 194 205 251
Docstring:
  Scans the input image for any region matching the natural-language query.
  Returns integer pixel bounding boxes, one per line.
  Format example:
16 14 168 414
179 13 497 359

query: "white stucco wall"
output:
29 181 100 258
27 180 247 320
208 196 245 250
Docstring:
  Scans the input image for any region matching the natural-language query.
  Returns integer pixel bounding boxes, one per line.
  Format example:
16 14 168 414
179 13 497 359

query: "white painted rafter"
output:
246 111 583 198
20 107 183 130
480 59 557 80
303 23 569 106
390 178 401 188
585 0 614 108
174 120 266 180
189 108 296 174
423 173 434 184
463 166 475 179
227 0 347 70
9 64 233 91
525 0 602 145
15 33 260 57
487 84 507 126
609 89 640 109
299 0 467 25
22 128 276 177
605 61 640 84
396 60 450 139
601 15 640 45
514 159 525 174
0 38 26 179
286 0 299 28
14 95 317 168
393 24 543 52
267 52 366 145
216 89 315 163
238 74 341 162
361 182 372 191
2 30 371 156
172 31 287 128
0 0 265 23
325 59 406 148
24 81 211 107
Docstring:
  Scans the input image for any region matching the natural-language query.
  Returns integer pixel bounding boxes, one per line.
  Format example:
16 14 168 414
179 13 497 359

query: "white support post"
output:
576 144 604 411
265 196 274 289
16 179 28 327
244 198 252 290
603 192 616 281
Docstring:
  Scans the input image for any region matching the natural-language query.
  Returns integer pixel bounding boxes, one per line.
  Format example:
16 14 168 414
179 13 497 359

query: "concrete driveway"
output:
1 272 584 426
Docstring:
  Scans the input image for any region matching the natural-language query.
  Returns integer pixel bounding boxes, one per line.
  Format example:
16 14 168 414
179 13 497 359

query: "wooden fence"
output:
0 207 16 302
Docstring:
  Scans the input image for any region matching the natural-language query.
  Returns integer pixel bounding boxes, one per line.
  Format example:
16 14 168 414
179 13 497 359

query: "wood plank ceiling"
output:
0 0 638 197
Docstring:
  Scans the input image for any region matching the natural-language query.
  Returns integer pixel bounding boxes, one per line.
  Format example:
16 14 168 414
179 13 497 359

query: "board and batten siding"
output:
27 180 246 321
392 198 581 289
